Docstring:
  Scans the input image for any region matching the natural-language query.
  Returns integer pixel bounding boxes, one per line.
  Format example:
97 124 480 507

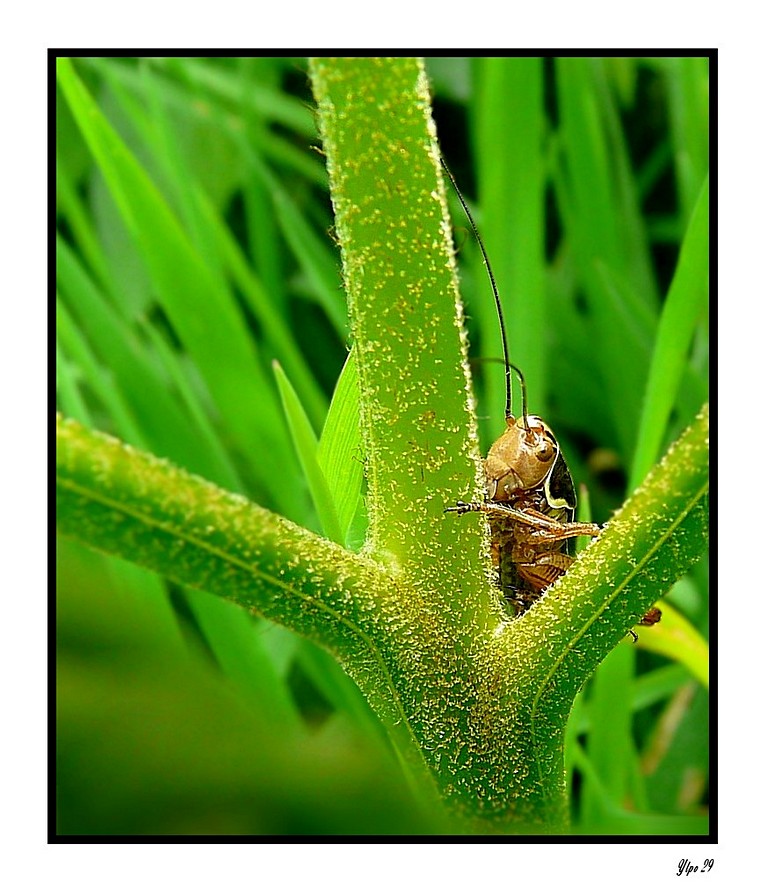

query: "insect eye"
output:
536 444 554 462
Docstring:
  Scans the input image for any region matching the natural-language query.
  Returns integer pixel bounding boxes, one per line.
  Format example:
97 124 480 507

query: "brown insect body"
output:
472 417 663 635
486 414 579 613
450 414 600 617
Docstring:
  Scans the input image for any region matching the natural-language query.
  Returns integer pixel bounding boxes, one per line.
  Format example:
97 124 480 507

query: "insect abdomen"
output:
491 491 575 615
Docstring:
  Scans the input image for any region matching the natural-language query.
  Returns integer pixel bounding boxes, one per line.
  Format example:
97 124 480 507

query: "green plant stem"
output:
308 59 491 627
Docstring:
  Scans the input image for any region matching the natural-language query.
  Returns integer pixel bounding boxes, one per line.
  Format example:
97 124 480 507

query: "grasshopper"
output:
440 158 660 639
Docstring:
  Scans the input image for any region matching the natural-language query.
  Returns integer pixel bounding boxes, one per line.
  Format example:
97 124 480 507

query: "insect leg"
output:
446 501 601 540
445 500 559 527
443 500 488 516
523 522 602 544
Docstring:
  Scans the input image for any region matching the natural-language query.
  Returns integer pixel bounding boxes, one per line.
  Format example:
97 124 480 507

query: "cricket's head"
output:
484 415 559 501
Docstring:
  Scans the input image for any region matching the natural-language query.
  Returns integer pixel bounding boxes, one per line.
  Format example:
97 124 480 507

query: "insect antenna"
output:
439 156 530 431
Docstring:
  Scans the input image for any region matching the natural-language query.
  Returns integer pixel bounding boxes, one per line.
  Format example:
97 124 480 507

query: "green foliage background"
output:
56 56 709 835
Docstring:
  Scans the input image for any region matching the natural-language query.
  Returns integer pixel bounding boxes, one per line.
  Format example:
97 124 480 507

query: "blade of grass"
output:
579 643 636 827
632 664 695 712
59 258 298 697
58 60 323 713
293 639 389 745
630 175 709 489
237 58 288 316
56 298 145 447
83 56 313 138
569 663 695 738
197 186 331 428
57 238 239 485
243 141 348 338
85 56 328 187
317 349 363 548
57 539 188 658
136 317 245 493
181 591 303 732
102 61 332 432
665 57 710 219
99 55 346 343
554 57 659 461
273 361 343 545
626 731 653 813
167 57 317 136
57 57 289 494
571 741 708 834
55 340 91 426
473 57 547 417
56 159 115 296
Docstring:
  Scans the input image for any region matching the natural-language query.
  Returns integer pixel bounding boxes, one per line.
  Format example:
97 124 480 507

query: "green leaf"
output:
630 175 709 489
474 57 547 417
317 348 364 548
273 361 344 545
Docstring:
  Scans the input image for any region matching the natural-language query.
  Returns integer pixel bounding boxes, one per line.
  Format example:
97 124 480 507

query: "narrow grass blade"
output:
317 349 363 548
273 361 344 545
630 175 709 489
580 645 636 825
57 57 286 476
474 57 547 415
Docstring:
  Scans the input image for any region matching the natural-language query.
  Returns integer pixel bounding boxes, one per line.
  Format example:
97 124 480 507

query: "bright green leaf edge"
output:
273 360 344 545
631 174 709 489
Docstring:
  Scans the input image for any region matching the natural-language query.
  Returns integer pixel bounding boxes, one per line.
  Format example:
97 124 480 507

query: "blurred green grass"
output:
56 56 709 836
